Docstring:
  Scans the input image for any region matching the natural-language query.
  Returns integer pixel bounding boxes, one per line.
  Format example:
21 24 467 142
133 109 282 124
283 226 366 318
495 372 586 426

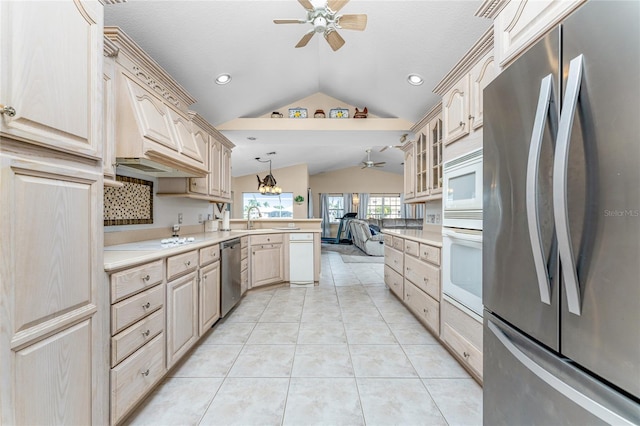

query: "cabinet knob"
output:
0 104 16 117
142 302 151 309
423 277 429 282
468 115 474 120
142 274 150 282
423 308 429 314
185 261 191 267
141 369 150 377
203 274 207 280
142 329 150 337
463 351 470 358
459 121 465 127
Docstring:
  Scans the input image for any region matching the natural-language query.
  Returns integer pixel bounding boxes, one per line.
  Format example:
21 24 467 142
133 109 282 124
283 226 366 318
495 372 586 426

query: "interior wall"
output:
231 163 309 219
104 168 214 233
309 166 403 218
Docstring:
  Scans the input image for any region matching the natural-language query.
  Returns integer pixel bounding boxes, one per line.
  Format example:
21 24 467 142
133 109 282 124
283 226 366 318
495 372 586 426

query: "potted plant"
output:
294 195 305 205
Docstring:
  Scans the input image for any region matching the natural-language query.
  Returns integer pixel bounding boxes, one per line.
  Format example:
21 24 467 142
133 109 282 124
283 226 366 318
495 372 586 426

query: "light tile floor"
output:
125 250 482 426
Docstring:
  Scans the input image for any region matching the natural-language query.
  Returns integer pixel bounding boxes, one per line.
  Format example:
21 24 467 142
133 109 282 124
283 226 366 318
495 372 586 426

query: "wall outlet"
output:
178 213 183 224
198 214 203 223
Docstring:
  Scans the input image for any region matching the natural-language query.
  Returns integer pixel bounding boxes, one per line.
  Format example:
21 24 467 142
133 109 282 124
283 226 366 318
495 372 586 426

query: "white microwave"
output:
443 148 483 230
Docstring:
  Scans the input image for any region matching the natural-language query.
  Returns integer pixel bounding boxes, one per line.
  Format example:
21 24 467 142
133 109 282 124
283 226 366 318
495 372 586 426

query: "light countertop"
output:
104 228 320 272
380 228 443 247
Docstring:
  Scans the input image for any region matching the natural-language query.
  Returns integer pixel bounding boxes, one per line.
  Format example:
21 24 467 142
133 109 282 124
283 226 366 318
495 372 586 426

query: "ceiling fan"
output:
274 0 367 51
361 149 386 169
379 134 408 152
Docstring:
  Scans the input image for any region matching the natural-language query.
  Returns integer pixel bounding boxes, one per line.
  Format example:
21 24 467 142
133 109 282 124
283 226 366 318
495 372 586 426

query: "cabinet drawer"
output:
111 308 164 367
241 246 248 260
442 323 482 378
383 234 394 246
384 246 403 274
251 233 283 245
392 236 404 251
420 244 441 266
241 236 249 247
111 284 164 335
167 250 198 281
404 255 440 300
404 240 419 257
241 257 248 272
404 281 440 336
199 245 220 266
110 333 166 424
111 260 163 303
442 298 483 350
241 268 248 294
384 265 403 299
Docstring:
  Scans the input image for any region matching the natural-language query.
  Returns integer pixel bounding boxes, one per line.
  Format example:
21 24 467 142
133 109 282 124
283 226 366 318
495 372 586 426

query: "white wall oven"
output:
443 148 483 230
442 227 483 316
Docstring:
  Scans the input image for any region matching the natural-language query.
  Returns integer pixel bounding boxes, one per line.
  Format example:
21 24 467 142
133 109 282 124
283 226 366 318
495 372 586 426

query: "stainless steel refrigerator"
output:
483 1 640 424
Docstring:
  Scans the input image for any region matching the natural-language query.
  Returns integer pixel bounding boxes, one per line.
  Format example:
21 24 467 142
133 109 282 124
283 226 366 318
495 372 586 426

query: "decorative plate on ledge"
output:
289 107 307 118
329 108 349 118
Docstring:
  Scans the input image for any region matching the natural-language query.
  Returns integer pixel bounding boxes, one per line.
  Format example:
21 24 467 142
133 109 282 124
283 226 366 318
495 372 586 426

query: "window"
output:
242 193 293 219
327 195 344 223
367 194 401 219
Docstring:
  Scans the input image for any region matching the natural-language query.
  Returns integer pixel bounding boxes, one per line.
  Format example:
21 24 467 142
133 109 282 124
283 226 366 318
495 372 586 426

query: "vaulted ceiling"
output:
105 0 491 176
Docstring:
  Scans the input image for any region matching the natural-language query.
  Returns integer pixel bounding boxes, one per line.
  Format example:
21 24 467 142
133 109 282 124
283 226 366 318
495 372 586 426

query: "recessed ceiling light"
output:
215 73 231 85
407 74 423 86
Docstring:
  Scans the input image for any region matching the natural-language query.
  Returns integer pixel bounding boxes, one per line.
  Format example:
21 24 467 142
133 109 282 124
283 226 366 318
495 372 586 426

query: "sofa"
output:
366 218 423 230
349 219 385 256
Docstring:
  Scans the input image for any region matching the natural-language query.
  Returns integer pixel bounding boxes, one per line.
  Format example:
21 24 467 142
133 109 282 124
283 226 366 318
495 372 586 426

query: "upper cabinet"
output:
0 0 102 159
493 0 586 69
103 37 121 187
404 103 443 203
433 28 495 161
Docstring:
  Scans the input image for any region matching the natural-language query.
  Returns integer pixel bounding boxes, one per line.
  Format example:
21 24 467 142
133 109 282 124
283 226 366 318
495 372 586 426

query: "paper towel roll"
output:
221 211 230 231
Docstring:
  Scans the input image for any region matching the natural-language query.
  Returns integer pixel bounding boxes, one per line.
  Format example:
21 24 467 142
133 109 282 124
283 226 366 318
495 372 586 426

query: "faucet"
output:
246 206 262 230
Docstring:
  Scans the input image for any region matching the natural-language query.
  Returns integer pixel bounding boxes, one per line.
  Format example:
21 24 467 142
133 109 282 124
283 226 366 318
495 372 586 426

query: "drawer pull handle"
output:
406 267 411 271
142 329 150 337
423 308 429 314
142 302 151 309
141 369 150 377
423 277 429 282
203 274 207 280
463 351 470 358
424 252 429 257
142 274 150 282
185 261 191 267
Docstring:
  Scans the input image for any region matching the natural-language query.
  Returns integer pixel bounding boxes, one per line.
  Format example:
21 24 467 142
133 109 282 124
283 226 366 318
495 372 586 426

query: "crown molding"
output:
188 111 236 149
411 102 442 133
104 26 197 109
433 27 494 96
475 0 509 19
103 36 118 57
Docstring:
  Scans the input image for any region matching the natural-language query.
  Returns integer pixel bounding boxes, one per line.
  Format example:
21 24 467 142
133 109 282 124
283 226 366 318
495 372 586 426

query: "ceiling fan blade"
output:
337 14 367 31
324 29 345 51
298 0 314 11
327 0 349 13
274 19 307 24
361 165 368 169
295 30 315 48
379 146 389 152
374 162 386 166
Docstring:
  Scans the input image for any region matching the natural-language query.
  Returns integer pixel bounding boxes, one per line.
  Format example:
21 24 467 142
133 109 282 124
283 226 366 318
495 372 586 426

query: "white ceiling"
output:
105 0 491 177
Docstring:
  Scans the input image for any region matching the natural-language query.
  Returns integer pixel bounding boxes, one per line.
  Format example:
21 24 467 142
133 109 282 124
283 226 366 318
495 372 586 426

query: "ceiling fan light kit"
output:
274 0 367 51
361 149 386 169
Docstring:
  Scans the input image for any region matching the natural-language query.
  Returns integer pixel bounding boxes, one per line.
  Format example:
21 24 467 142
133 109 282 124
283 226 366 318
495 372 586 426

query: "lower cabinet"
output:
404 281 440 335
241 236 249 295
441 297 483 381
250 234 285 288
166 271 199 369
199 261 220 335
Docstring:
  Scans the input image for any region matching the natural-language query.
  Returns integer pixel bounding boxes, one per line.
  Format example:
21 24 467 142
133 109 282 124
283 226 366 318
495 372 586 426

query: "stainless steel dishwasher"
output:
220 238 241 317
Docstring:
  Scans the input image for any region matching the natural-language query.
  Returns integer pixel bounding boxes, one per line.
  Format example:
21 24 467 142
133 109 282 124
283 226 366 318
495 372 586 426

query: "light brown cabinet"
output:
166 271 199 369
103 38 120 187
441 297 483 382
108 259 167 424
199 256 220 335
0 2 107 423
405 103 443 202
442 74 470 145
383 233 442 339
250 234 285 288
241 236 249 295
0 0 102 159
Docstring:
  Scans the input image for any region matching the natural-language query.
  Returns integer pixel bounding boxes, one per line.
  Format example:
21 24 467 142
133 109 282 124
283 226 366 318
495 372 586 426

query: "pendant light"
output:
255 158 282 195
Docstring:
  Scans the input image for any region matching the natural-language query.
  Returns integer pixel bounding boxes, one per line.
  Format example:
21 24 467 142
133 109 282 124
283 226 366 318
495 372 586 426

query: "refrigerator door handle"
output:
553 54 584 316
488 319 638 426
526 74 556 305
